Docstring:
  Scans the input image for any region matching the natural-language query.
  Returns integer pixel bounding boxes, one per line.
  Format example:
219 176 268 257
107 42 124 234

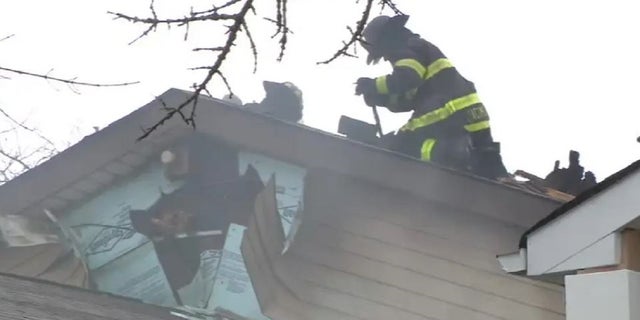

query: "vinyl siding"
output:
244 171 565 320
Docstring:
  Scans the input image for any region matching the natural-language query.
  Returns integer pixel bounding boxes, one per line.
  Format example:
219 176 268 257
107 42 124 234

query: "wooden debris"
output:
499 170 576 203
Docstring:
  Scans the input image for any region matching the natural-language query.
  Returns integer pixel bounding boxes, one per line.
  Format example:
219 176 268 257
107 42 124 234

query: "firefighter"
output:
354 14 509 180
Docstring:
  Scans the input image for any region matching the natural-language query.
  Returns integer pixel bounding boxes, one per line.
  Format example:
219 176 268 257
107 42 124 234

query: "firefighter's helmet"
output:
361 15 410 64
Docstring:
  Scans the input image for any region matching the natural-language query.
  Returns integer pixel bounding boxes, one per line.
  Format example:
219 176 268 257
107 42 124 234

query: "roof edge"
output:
519 158 640 248
0 88 189 215
1 88 561 228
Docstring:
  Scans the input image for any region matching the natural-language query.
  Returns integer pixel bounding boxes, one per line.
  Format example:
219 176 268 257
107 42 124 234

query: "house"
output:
498 160 640 320
0 88 568 319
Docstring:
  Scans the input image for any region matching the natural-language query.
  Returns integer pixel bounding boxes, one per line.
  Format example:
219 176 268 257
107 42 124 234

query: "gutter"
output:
497 248 527 273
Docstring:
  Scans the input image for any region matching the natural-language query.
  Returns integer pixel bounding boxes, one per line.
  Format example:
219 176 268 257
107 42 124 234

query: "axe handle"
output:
371 105 383 137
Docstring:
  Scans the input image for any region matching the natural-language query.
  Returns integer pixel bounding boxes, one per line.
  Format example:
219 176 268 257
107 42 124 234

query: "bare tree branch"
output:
0 105 60 183
0 149 30 171
0 107 57 150
317 0 375 64
379 0 403 15
0 66 139 88
108 0 238 45
242 21 258 73
264 0 290 61
0 33 137 183
0 34 15 42
108 0 400 140
209 0 244 12
125 0 255 141
110 10 238 25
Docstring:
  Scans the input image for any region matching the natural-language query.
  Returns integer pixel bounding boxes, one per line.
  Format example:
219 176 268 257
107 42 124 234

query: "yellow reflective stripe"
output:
375 76 389 94
425 58 454 80
400 93 481 132
449 92 482 111
464 120 491 132
395 59 427 78
379 59 452 97
420 139 437 161
395 58 453 80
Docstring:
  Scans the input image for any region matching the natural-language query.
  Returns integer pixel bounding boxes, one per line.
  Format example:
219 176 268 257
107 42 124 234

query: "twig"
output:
0 34 15 42
242 21 258 73
108 0 401 140
193 47 225 52
317 0 375 64
110 11 237 25
0 66 139 88
0 107 58 150
264 0 291 61
109 1 237 45
135 0 255 141
0 106 59 182
379 0 403 15
277 0 289 60
192 0 243 15
0 149 30 171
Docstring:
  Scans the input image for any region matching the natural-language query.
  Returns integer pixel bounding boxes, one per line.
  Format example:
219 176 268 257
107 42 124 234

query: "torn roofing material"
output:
241 175 360 320
519 158 640 248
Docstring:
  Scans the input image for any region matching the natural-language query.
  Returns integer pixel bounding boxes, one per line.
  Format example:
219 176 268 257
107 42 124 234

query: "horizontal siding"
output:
305 175 564 292
289 271 431 320
352 204 525 254
285 174 567 320
306 175 532 254
290 233 562 320
285 255 500 320
308 212 507 279
247 191 432 320
309 211 562 293
299 220 565 313
243 187 361 320
244 172 565 320
294 221 564 319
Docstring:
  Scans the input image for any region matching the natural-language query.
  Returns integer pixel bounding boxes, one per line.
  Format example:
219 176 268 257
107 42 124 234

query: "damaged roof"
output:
0 88 571 320
0 88 563 228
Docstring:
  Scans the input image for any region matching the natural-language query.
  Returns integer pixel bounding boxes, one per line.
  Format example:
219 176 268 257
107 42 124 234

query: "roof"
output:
0 88 571 319
519 158 640 248
0 88 561 227
0 271 180 320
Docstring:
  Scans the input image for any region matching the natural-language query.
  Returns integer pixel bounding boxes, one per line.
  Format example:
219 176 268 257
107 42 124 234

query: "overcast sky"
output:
1 0 639 180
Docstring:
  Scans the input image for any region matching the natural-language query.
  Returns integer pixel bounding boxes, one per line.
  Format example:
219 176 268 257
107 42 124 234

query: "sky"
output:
1 0 639 180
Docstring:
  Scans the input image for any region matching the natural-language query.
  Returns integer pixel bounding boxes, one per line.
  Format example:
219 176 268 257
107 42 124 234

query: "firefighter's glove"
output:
355 77 376 96
362 93 380 107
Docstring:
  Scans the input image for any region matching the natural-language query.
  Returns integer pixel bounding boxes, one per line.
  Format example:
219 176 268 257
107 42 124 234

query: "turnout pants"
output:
385 129 509 180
